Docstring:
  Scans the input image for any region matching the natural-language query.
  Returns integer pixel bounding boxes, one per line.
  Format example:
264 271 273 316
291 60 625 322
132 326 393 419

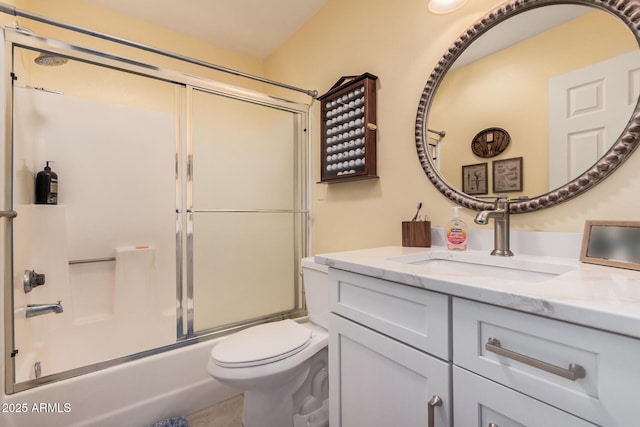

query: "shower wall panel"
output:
12 85 177 381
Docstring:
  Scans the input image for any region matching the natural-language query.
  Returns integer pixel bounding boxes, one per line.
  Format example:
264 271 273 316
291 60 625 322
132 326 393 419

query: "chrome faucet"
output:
474 195 514 256
26 301 64 318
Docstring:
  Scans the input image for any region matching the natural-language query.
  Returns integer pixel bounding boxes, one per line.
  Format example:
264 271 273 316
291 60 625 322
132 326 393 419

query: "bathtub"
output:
1 338 240 427
2 204 238 426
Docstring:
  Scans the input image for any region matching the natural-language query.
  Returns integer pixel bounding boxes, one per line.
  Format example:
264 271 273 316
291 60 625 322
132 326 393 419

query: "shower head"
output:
34 53 68 66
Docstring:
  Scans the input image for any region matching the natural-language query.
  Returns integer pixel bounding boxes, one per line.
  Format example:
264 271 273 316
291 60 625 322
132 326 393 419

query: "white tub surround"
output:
0 339 238 427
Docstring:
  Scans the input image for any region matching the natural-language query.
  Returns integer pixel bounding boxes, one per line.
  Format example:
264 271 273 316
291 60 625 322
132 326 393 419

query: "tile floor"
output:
186 394 244 427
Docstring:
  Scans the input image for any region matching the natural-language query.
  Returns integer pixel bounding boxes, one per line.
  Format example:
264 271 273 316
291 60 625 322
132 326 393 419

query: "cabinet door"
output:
329 313 451 427
454 367 597 427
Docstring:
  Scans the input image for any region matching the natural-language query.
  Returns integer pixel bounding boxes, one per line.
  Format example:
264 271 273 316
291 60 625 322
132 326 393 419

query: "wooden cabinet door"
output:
329 313 451 427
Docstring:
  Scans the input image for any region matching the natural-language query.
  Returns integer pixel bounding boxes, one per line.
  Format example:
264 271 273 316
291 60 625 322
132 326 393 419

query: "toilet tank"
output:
301 257 329 329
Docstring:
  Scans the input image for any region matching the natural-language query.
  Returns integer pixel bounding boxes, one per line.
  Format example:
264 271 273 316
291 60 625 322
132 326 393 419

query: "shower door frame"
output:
2 28 312 394
184 85 311 338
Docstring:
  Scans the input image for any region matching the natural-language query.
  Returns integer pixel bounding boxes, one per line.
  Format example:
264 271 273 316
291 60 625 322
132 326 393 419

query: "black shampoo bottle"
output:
35 161 58 205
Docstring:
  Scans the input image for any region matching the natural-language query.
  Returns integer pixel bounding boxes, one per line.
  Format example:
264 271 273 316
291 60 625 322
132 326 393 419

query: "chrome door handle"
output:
485 337 586 381
427 395 442 427
0 210 17 218
489 423 499 427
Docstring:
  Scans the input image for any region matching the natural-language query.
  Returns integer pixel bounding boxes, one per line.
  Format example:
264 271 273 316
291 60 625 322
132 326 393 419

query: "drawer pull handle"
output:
489 424 499 427
485 337 586 381
427 395 442 427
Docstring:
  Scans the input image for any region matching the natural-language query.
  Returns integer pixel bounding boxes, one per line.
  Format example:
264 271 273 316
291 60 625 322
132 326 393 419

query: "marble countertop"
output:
315 246 640 339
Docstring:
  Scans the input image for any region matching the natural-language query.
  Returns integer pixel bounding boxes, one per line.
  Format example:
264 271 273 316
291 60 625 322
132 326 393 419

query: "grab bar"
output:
69 257 116 265
0 210 17 218
188 208 310 214
427 128 446 138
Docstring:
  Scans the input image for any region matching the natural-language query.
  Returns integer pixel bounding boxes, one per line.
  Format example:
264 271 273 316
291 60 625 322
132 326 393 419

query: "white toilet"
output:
207 257 329 427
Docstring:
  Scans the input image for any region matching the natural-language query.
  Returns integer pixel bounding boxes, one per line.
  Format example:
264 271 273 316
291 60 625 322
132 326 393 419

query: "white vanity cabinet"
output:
453 297 640 427
326 264 640 427
328 268 452 427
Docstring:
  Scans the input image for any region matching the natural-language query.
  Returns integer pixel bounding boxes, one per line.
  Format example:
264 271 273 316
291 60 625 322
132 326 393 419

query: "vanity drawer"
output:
453 366 596 427
329 268 450 359
453 297 640 427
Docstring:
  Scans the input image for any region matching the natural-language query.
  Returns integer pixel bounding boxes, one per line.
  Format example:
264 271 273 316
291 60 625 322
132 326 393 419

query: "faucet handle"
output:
496 195 530 207
475 194 508 200
495 194 509 208
482 194 529 202
475 194 509 205
23 270 46 293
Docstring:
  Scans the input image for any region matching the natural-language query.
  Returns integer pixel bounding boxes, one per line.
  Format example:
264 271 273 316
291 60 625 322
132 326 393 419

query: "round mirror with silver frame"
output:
415 0 640 213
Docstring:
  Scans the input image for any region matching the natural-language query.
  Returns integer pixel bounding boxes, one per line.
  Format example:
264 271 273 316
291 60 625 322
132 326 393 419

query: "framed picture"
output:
580 220 640 271
461 163 488 195
493 157 522 193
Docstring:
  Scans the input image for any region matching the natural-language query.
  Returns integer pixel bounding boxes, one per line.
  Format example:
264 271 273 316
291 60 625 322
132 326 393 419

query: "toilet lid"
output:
211 319 312 368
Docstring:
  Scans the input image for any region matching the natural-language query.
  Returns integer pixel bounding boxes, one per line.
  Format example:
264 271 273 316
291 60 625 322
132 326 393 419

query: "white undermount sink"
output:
386 251 576 283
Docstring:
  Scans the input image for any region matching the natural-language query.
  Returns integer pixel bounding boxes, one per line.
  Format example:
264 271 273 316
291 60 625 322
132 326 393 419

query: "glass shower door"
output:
10 47 179 383
5 31 311 394
190 89 307 334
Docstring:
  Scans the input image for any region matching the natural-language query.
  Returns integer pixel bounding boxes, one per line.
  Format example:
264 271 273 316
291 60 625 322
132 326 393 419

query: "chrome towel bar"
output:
69 257 116 265
0 210 17 218
188 208 310 214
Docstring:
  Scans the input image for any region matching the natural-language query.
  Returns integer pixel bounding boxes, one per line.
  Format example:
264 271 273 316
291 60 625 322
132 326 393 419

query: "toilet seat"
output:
211 319 312 368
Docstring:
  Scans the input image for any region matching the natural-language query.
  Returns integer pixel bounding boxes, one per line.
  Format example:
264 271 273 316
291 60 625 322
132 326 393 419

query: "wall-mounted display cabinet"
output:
318 73 378 183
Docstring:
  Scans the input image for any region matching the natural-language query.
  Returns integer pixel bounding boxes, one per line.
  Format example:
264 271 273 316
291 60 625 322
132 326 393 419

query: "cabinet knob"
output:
427 395 442 427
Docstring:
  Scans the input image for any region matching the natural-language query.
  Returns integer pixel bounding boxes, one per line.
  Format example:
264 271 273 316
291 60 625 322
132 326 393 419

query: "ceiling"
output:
453 5 590 70
83 1 591 63
85 0 328 59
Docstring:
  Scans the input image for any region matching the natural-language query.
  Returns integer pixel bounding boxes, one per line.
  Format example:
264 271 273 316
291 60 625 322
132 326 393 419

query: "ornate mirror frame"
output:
415 0 640 213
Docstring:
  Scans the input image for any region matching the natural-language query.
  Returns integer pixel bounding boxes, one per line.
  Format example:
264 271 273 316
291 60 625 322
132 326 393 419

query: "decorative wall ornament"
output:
462 163 488 195
471 127 510 158
492 157 523 193
319 73 378 183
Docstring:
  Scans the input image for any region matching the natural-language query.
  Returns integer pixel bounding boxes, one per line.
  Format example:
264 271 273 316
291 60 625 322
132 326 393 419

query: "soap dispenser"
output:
35 161 58 205
446 206 467 251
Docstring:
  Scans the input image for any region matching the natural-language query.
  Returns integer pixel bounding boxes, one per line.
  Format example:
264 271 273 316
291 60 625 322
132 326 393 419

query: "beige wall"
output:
3 0 639 256
266 0 640 253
